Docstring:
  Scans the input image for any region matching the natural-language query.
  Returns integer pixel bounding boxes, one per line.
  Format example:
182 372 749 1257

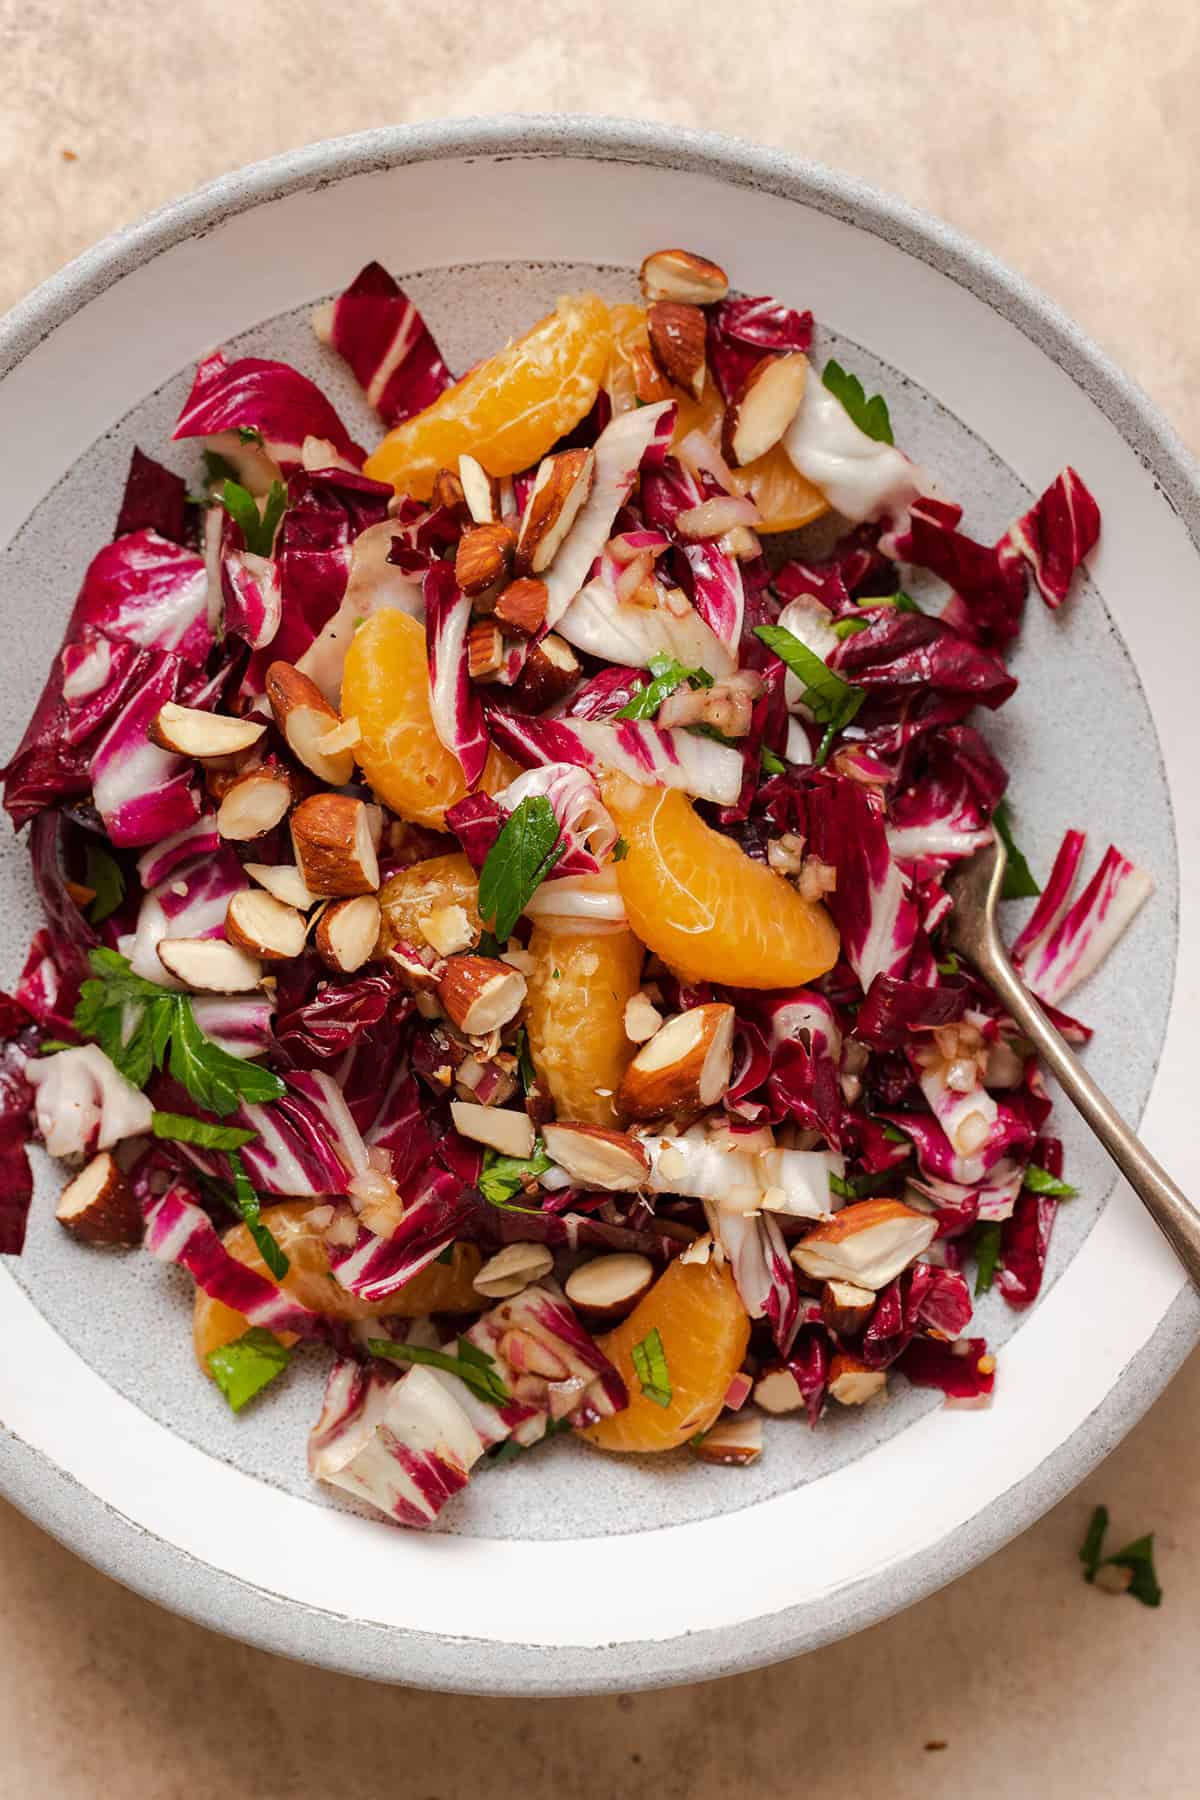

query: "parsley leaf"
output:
1024 1163 1077 1198
612 836 630 863
151 1111 257 1151
226 1148 288 1281
753 624 866 767
84 846 125 924
822 359 894 444
1080 1504 1109 1578
974 1221 1003 1295
206 1327 290 1412
478 1144 551 1212
218 478 287 558
73 949 284 1116
615 653 714 722
631 1327 672 1408
1080 1506 1163 1606
367 1335 510 1406
829 1168 895 1200
759 746 787 776
992 800 1041 900
477 796 565 940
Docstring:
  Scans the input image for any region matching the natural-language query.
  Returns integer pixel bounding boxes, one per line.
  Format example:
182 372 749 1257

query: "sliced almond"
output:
291 793 379 897
563 1253 654 1323
473 1242 555 1300
623 991 664 1045
722 353 808 468
156 936 263 992
243 861 318 910
631 344 676 404
449 1100 535 1159
821 1278 875 1337
828 1354 887 1407
387 939 447 992
541 1123 649 1192
753 1366 806 1415
316 715 362 755
791 1199 937 1291
514 450 595 577
458 454 500 525
149 703 266 760
639 248 730 306
510 633 581 711
437 955 527 1035
466 618 505 681
691 1411 763 1466
494 577 549 638
266 661 355 785
215 764 294 840
647 301 707 401
56 1152 142 1246
225 888 307 961
315 895 382 973
431 466 468 519
418 904 475 957
616 1003 735 1121
455 522 516 598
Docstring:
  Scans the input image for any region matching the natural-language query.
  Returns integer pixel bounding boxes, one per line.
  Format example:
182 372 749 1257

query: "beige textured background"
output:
1 2 1198 1795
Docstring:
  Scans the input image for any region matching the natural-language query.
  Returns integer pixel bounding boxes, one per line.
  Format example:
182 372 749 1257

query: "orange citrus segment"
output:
378 852 482 953
342 610 519 828
672 377 829 535
580 1258 750 1453
192 1200 483 1369
363 294 612 500
603 778 840 989
524 923 644 1128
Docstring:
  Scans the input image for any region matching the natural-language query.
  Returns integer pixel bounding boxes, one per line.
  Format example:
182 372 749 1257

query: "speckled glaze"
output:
1 118 1199 1695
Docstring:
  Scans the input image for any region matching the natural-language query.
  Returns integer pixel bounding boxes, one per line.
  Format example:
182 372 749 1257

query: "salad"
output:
0 246 1154 1529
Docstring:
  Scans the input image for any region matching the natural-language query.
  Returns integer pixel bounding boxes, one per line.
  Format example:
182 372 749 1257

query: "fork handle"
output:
978 945 1200 1287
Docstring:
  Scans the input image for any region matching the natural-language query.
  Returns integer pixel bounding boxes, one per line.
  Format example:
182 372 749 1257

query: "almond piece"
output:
291 793 379 897
265 661 356 785
438 954 527 1035
563 1253 654 1324
315 895 382 973
631 345 676 404
791 1199 937 1292
722 353 808 467
56 1152 142 1246
418 904 475 957
821 1278 875 1337
623 991 664 1045
473 1242 555 1300
156 936 263 992
494 577 549 637
753 1366 806 1415
616 1003 735 1121
149 703 266 760
466 618 505 681
514 450 595 577
243 861 318 910
215 764 294 840
387 939 447 992
639 248 730 306
458 454 500 525
691 1411 763 1465
510 633 581 711
541 1123 650 1192
431 466 468 520
828 1353 887 1407
316 716 362 755
225 888 307 961
449 1100 536 1159
456 522 516 598
647 301 707 401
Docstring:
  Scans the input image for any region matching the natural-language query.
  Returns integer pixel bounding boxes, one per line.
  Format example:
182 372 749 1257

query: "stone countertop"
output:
1 1 1198 1793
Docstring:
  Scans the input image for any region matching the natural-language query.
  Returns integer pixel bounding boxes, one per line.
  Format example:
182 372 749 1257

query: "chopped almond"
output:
722 353 808 467
265 661 355 785
243 861 318 911
691 1411 763 1465
514 450 594 576
510 633 580 711
291 793 379 897
215 764 293 841
828 1354 887 1407
639 248 730 306
466 618 505 681
149 703 266 760
418 904 475 957
494 577 549 637
541 1122 649 1191
225 888 307 961
564 1253 654 1323
431 466 468 519
56 1152 142 1246
791 1199 937 1291
450 1101 536 1159
315 895 381 973
437 955 527 1035
623 991 664 1044
647 301 707 400
473 1242 555 1300
616 1003 735 1120
821 1278 875 1337
456 522 516 597
156 936 263 992
458 454 500 525
753 1366 806 1415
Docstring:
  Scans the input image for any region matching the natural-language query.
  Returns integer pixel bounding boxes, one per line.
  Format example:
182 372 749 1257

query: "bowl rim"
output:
1 113 1198 1695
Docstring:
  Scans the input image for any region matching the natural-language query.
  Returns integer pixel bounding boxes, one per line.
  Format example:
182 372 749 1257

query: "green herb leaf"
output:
828 1168 896 1200
822 359 894 444
206 1327 291 1413
936 953 961 976
688 721 741 748
882 1123 910 1146
759 746 787 776
226 1148 289 1280
476 929 504 958
513 1027 538 1095
367 1335 510 1406
38 1039 74 1055
477 795 566 940
631 1326 672 1408
202 449 239 487
753 624 866 767
151 1111 257 1151
84 846 125 924
487 1414 571 1467
612 836 630 862
992 800 1041 900
832 616 870 640
614 653 714 722
1080 1503 1109 1578
478 1144 551 1212
235 425 264 445
857 589 922 615
1079 1506 1162 1606
974 1221 1003 1295
218 478 287 558
1024 1163 1077 1198
74 949 285 1117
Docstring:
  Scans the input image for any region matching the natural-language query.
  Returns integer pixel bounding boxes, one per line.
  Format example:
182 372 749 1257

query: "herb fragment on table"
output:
1079 1504 1162 1607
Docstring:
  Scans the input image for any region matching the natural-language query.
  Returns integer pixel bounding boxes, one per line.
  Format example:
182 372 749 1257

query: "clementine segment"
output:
523 923 644 1128
580 1258 750 1453
363 294 612 500
603 779 840 989
342 610 518 827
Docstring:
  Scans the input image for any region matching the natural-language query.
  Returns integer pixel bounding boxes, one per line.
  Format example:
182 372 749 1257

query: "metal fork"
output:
945 838 1200 1285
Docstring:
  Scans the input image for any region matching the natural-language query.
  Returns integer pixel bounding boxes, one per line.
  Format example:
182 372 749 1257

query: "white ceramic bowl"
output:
1 118 1198 1695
